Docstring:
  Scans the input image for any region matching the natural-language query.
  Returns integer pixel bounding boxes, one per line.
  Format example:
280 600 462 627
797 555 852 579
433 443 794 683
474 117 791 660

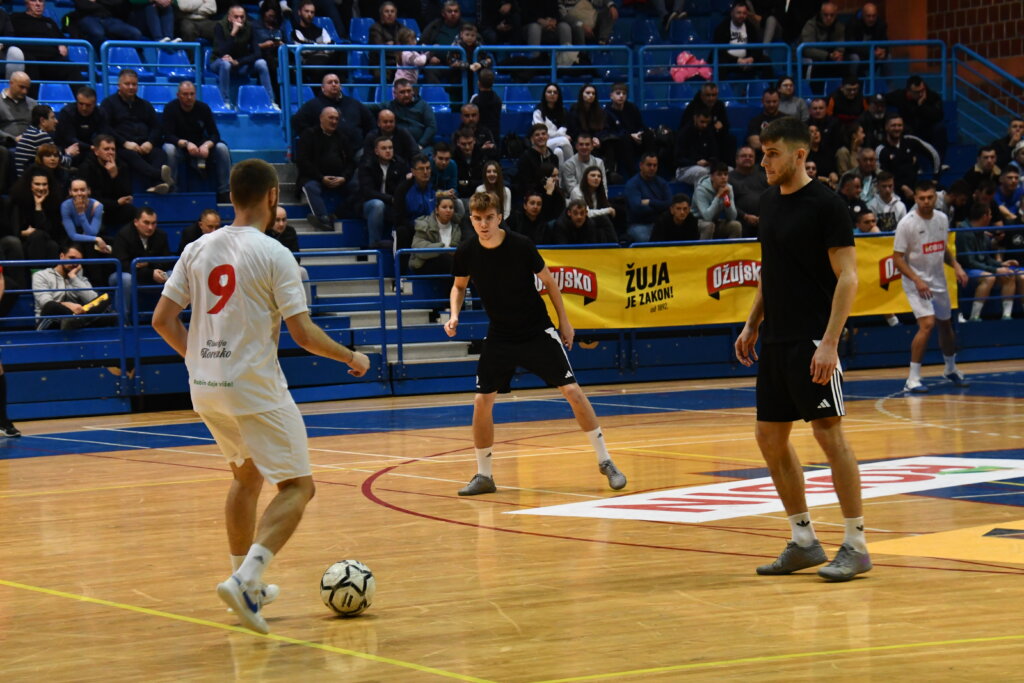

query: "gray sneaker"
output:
599 460 627 490
756 540 828 575
458 473 496 496
817 544 872 582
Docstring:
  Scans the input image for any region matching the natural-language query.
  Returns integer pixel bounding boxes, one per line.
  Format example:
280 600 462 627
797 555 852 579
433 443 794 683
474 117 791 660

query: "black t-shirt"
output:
452 230 553 342
758 179 855 344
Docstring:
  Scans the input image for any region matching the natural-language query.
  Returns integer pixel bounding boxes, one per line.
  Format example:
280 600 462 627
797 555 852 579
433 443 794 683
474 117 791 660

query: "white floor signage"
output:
507 457 1024 524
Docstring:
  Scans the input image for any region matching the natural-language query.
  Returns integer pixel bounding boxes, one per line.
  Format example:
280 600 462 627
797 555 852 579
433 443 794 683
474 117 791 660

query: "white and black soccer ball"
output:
320 560 375 617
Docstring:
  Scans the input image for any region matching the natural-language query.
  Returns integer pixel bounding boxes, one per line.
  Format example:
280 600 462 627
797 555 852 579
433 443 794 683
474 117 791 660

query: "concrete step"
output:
343 309 432 328
361 341 475 362
316 278 410 297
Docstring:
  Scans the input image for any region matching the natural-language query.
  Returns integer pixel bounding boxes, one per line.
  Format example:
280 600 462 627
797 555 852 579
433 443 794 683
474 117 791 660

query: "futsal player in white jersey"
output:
892 180 969 394
152 159 370 634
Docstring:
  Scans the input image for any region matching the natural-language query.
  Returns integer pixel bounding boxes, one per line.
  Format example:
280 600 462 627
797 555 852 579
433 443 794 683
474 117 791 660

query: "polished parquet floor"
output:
2 361 1023 681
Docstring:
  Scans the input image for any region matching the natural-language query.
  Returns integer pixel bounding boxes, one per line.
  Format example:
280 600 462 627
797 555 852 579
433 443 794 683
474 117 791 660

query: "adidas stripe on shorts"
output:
475 327 577 394
756 340 845 422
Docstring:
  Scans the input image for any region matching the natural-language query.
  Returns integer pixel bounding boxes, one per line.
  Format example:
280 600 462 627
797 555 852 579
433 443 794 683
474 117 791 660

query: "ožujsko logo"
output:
706 260 760 299
537 266 599 305
879 255 902 290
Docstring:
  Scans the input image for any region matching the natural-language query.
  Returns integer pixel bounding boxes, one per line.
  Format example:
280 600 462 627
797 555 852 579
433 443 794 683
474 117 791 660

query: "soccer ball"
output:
320 560 375 617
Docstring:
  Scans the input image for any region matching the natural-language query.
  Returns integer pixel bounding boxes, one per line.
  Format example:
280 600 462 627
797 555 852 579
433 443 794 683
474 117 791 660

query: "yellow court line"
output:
532 633 1024 682
0 578 494 683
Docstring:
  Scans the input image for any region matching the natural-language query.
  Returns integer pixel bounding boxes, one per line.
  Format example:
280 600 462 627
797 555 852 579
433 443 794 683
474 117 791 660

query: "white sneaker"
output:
904 377 928 394
217 575 269 634
227 583 278 612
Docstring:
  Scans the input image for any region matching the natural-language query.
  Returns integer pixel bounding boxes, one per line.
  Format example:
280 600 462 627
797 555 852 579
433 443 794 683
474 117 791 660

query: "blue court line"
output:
3 374 1023 461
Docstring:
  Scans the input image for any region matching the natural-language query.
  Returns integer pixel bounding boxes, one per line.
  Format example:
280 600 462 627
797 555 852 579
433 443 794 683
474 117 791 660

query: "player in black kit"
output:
443 191 627 496
734 117 872 582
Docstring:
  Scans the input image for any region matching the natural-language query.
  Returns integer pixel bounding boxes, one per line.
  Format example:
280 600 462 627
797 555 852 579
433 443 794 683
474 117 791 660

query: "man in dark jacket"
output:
162 81 231 202
291 73 373 151
361 108 418 165
77 133 134 232
356 136 408 247
885 76 946 160
100 69 173 194
508 190 549 245
548 199 617 245
211 5 277 108
55 86 108 166
713 1 769 82
651 193 699 242
108 206 172 318
296 106 355 230
11 0 78 87
844 2 889 76
680 83 735 163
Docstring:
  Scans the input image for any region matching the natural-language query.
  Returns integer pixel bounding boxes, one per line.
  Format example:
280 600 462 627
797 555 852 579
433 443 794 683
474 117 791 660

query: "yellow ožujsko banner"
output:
537 235 958 329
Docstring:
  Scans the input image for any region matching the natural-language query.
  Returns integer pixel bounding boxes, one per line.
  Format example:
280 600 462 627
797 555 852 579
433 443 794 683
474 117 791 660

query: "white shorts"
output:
199 402 311 485
903 281 951 320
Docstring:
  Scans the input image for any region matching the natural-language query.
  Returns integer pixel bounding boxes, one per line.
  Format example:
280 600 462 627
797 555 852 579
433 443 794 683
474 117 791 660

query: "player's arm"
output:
734 278 764 366
443 275 470 337
892 250 931 299
944 247 969 286
810 245 858 385
152 296 188 357
285 312 370 377
537 266 574 349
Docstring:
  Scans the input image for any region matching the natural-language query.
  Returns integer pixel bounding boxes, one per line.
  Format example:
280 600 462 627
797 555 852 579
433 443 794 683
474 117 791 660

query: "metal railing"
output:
950 44 1024 148
1 37 96 93
796 40 948 99
99 40 205 97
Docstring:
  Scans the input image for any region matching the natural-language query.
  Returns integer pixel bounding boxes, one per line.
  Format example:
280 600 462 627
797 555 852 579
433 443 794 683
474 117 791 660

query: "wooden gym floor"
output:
2 360 1023 681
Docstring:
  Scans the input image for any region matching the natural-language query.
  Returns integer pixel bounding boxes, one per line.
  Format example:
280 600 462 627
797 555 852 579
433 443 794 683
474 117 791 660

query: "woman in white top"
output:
474 160 511 219
569 166 614 219
532 83 574 164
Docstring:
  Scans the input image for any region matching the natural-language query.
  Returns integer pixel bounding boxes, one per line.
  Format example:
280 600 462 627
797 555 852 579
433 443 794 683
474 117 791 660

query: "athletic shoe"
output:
903 378 928 394
228 583 278 613
944 371 970 388
756 540 828 575
217 575 269 634
0 421 21 437
817 544 872 582
458 473 496 496
160 164 174 186
306 213 332 231
146 183 170 194
599 460 627 490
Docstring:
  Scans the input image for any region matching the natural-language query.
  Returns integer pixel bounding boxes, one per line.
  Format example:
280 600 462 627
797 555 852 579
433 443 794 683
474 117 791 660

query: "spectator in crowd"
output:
651 193 699 242
357 136 408 247
290 0 339 80
253 1 286 98
480 0 523 46
562 0 618 46
681 83 734 162
470 68 502 140
15 104 74 176
395 154 445 247
567 85 608 163
75 0 144 49
516 123 555 198
447 24 493 96
854 209 880 234
533 83 573 164
570 165 617 238
775 76 808 122
55 86 107 167
61 177 111 283
508 190 549 244
454 127 486 199
746 87 783 153
941 178 972 226
177 207 221 254
858 92 888 148
624 153 671 243
0 71 36 188
807 96 839 146
962 145 1000 194
536 163 567 221
292 73 374 151
370 1 402 79
133 0 174 41
522 0 573 60
866 170 905 231
0 10 25 81
162 81 232 203
853 145 878 201
714 0 769 82
177 0 218 43
361 108 418 164
389 79 437 157
729 145 768 237
560 132 606 197
827 76 866 126
32 243 110 330
973 180 1003 227
454 103 498 158
991 118 1024 170
760 0 818 44
675 107 719 186
994 168 1023 225
296 106 354 231
410 194 463 274
12 169 62 260
693 161 742 240
267 205 312 305
1010 140 1024 176
100 69 173 194
837 172 866 221
431 141 458 195
834 122 865 176
423 0 464 52
212 5 277 109
34 143 71 197
476 160 511 219
886 75 946 160
604 82 647 177
957 202 1020 321
799 2 846 83
549 198 617 245
77 133 134 233
11 0 78 86
844 2 889 76
806 123 837 188
109 206 172 316
395 27 429 85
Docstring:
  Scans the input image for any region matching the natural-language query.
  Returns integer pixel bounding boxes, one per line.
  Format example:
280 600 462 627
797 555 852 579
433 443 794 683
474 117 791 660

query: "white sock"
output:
843 517 868 554
943 355 957 374
885 314 899 327
230 554 246 572
1003 300 1013 317
787 512 817 547
236 544 274 590
909 362 922 381
585 427 611 464
474 447 493 477
971 301 984 319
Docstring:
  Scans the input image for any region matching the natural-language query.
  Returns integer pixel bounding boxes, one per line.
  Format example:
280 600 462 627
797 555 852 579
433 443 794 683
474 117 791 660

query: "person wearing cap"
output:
1008 139 1024 178
858 92 889 148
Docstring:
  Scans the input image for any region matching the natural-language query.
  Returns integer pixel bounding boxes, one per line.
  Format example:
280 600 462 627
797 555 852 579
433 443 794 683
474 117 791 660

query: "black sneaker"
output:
0 422 22 437
307 213 333 231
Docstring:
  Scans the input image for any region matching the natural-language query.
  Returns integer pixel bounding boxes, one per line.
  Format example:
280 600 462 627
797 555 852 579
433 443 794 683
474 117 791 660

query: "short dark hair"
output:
567 197 587 211
523 190 543 203
393 77 412 89
671 193 691 205
134 206 157 221
692 106 712 119
92 132 116 147
229 158 278 209
876 170 894 183
760 116 810 148
914 179 937 194
906 75 925 89
975 179 997 194
978 145 997 156
456 127 475 141
947 179 971 196
762 87 779 98
478 68 494 88
31 104 52 126
1001 167 1021 179
373 135 391 150
839 172 860 190
710 160 729 175
410 153 430 167
969 201 992 221
528 123 547 137
855 210 875 222
199 208 221 222
77 86 96 100
118 68 138 81
433 141 451 154
611 82 628 94
639 152 658 165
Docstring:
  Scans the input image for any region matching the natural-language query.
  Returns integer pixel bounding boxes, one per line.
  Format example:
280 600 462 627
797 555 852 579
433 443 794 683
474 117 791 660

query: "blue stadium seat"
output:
396 17 420 37
351 17 374 44
687 0 713 15
313 17 343 44
668 18 698 44
106 46 155 81
716 81 737 101
287 85 315 111
690 16 712 41
598 48 631 81
237 85 280 117
157 50 196 82
609 18 633 45
418 85 451 113
631 18 665 45
643 83 671 109
200 84 237 117
643 49 675 81
140 84 177 107
348 51 374 83
501 85 534 113
38 83 74 106
669 81 700 107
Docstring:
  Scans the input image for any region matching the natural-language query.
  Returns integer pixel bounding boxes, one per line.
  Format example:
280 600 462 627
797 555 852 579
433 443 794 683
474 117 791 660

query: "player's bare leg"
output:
559 383 626 490
253 476 316 553
225 459 263 555
935 318 968 387
754 420 827 575
906 314 936 393
459 392 498 495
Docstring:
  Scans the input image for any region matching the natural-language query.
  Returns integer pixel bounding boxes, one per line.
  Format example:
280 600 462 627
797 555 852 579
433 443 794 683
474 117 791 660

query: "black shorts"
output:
756 341 845 422
476 327 577 394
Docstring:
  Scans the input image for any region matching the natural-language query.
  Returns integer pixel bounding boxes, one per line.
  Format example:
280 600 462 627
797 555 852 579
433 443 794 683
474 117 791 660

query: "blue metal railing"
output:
950 44 1024 148
796 40 947 99
2 37 96 91
392 247 457 368
99 41 204 97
